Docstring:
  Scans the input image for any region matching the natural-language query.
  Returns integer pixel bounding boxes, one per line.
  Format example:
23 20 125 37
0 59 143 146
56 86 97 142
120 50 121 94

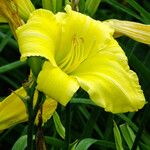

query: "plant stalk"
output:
64 103 71 150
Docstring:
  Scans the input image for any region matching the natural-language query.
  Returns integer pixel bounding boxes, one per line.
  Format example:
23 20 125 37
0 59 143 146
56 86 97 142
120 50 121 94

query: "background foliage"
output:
0 0 150 149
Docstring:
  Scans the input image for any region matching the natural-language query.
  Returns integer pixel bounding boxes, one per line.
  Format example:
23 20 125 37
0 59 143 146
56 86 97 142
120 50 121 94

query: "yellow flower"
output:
0 14 7 22
0 0 35 36
0 87 57 131
14 0 35 21
0 0 23 30
16 5 145 113
0 0 35 23
104 19 150 45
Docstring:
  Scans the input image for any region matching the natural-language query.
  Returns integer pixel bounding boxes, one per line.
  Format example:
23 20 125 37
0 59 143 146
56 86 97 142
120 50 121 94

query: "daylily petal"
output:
104 19 150 45
56 5 114 73
35 96 57 125
16 5 114 73
0 14 7 23
72 39 145 113
15 0 35 21
0 0 23 30
16 9 60 66
0 88 27 130
37 61 79 106
0 87 57 130
16 5 145 113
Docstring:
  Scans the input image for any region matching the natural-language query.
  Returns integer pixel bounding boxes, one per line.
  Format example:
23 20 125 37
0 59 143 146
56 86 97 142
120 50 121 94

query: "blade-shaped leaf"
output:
12 135 27 150
75 138 98 150
53 111 65 139
85 0 101 16
120 124 140 150
113 121 124 150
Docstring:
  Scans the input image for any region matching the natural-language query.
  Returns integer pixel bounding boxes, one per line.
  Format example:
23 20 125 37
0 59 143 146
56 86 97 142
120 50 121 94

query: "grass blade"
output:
12 135 27 150
0 60 26 74
120 124 140 150
53 111 65 139
85 0 101 16
104 0 143 22
0 31 12 53
126 0 150 23
75 138 98 150
113 121 124 150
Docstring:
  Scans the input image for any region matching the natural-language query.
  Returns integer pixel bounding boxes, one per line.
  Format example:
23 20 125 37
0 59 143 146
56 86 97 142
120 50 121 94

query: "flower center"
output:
57 34 86 74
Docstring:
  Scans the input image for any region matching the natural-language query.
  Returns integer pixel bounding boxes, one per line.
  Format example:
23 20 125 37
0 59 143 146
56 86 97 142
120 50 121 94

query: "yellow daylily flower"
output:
0 87 57 130
0 0 22 30
14 0 35 21
0 14 7 22
0 0 34 23
16 5 145 113
104 19 150 45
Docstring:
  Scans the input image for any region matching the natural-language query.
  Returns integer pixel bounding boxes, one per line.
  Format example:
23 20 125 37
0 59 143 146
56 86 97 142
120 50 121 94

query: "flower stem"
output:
36 106 46 150
27 110 34 150
26 82 37 150
26 82 45 150
64 103 71 150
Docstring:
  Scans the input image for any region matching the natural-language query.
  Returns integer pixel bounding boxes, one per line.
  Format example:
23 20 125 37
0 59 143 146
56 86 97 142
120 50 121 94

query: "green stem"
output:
64 103 71 150
27 82 37 150
26 55 44 150
27 57 44 79
36 105 46 150
33 92 45 121
27 105 34 150
27 86 45 150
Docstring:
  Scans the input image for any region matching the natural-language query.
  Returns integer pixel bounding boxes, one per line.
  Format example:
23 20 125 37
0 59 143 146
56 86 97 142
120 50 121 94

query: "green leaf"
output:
0 32 18 49
53 111 65 139
85 0 101 16
0 31 12 53
78 0 85 13
94 140 116 149
116 114 138 132
42 0 63 13
126 0 150 23
81 107 101 138
120 124 140 150
42 0 53 11
129 55 150 83
71 98 96 106
104 0 143 22
12 135 27 150
75 138 98 150
44 136 64 147
113 121 124 150
74 138 116 150
55 0 63 12
140 142 150 150
0 60 26 74
70 140 79 150
78 105 104 138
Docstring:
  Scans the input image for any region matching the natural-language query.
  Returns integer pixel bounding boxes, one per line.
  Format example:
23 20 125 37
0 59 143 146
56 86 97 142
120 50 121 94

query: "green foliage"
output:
84 0 101 16
74 138 98 150
12 135 28 150
120 124 140 150
113 121 124 150
53 111 65 139
0 0 150 150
